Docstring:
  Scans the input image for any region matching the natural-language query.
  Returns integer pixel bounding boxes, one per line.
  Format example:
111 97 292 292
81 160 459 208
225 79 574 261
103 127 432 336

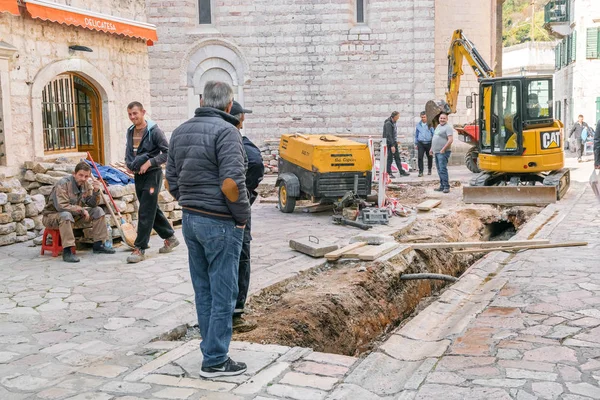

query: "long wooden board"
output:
416 199 441 211
452 241 588 254
341 245 374 258
358 242 400 261
325 242 367 261
410 239 550 250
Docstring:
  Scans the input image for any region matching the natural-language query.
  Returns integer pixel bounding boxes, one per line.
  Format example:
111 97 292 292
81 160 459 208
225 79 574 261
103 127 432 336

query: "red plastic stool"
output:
40 228 75 257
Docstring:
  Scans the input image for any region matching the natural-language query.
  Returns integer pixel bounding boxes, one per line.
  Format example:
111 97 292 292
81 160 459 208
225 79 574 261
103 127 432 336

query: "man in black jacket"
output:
166 82 250 378
383 111 410 178
125 102 179 263
229 101 264 333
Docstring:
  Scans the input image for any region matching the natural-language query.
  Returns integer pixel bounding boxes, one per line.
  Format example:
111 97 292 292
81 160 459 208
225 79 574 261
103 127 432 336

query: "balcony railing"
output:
544 0 569 24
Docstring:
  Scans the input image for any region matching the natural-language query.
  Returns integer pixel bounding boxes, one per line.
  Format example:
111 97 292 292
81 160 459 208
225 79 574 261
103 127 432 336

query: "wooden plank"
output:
452 241 588 255
399 235 432 243
325 242 367 261
358 242 400 261
410 239 550 250
299 204 334 213
416 199 442 211
340 245 374 258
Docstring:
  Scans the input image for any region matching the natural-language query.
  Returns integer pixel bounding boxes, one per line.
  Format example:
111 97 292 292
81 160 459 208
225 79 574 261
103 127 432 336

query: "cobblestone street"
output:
1 163 599 399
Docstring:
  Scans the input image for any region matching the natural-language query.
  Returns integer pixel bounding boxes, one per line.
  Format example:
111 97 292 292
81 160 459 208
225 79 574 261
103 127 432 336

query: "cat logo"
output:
540 131 561 150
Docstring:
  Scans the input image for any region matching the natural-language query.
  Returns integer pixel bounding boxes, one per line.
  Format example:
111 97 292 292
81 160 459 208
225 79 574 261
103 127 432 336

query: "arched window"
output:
41 74 104 162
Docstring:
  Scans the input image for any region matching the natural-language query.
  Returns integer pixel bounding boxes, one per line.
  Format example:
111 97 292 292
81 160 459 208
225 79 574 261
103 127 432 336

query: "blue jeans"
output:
182 212 244 368
434 151 451 189
234 216 252 316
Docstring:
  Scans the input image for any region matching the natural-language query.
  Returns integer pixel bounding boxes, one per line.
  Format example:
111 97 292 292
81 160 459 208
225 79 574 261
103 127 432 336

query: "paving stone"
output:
425 371 466 385
516 390 538 400
381 335 450 361
581 359 600 371
154 364 186 377
233 362 289 395
0 351 20 363
523 346 578 363
267 384 327 400
278 347 312 363
302 351 356 367
40 342 79 354
435 356 496 371
505 368 558 381
545 325 582 339
531 381 564 399
153 387 197 399
496 349 521 360
144 341 184 351
403 358 438 390
472 379 527 388
65 393 114 400
559 364 582 382
498 360 555 372
36 387 76 399
32 330 73 345
198 394 243 400
345 352 421 396
325 383 383 400
566 382 600 399
280 371 339 390
100 381 152 394
543 317 566 326
1 373 51 390
142 374 236 392
80 364 129 378
294 361 349 377
134 299 167 310
569 317 600 328
104 317 136 331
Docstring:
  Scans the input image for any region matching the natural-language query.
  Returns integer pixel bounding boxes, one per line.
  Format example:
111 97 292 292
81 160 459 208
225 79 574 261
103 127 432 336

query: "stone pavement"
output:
2 161 598 399
0 190 413 399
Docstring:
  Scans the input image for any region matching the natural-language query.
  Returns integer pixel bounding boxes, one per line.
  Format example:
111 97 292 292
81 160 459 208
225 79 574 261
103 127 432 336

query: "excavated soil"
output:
234 204 541 356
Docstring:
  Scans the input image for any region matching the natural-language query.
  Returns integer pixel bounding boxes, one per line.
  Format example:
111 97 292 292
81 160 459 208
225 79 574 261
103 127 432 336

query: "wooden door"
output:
74 76 104 164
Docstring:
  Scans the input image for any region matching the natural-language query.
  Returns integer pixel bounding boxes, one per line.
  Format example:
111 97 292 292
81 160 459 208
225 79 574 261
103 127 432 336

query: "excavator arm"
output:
426 29 495 126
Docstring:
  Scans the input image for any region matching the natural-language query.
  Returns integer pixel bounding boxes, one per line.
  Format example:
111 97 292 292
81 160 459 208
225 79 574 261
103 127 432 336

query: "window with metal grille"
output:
199 0 212 24
42 75 77 152
357 0 365 24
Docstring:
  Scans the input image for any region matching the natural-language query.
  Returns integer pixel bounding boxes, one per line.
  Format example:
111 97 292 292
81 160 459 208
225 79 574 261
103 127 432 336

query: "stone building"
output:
146 0 497 145
546 0 600 130
0 0 157 176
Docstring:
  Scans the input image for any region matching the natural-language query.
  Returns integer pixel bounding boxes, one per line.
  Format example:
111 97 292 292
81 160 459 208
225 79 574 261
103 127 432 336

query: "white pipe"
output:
378 138 387 208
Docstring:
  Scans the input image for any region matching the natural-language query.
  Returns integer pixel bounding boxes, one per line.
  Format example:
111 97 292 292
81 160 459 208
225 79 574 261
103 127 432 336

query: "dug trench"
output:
229 204 542 357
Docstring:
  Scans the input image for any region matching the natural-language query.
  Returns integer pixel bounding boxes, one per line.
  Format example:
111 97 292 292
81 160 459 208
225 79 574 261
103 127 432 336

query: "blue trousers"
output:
182 212 244 368
434 151 451 190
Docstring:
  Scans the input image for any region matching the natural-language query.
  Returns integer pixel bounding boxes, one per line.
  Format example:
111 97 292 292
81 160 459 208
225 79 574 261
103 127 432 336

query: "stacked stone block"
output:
0 177 45 246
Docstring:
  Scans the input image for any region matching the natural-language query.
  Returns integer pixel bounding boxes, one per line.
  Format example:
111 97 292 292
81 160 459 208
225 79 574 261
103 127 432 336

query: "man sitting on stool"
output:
42 161 116 263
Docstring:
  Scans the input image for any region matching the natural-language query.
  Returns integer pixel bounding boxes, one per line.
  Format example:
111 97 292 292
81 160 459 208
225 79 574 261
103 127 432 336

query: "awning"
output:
23 0 158 45
0 0 19 15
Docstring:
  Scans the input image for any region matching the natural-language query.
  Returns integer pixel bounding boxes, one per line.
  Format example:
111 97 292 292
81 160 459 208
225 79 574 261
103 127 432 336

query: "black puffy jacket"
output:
166 108 250 225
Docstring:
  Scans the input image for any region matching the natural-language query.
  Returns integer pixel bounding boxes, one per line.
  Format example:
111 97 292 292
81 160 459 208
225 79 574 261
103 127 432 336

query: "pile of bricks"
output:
0 177 45 246
260 139 280 175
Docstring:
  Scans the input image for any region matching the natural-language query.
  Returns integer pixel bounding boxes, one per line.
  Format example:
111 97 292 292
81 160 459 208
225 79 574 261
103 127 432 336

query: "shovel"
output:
86 152 137 248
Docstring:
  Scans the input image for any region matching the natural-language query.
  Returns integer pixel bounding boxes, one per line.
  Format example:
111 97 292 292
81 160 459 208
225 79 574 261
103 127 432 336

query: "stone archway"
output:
30 59 117 162
182 39 248 117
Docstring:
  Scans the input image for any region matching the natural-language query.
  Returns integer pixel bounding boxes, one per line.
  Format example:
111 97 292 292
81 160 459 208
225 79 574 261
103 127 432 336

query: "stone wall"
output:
0 9 151 168
147 0 437 145
0 161 181 247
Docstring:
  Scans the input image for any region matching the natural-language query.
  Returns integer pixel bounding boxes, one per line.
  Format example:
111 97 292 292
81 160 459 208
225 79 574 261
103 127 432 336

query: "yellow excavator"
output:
426 29 570 205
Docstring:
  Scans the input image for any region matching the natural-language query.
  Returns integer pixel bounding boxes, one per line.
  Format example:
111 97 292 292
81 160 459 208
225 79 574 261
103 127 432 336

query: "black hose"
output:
400 273 458 282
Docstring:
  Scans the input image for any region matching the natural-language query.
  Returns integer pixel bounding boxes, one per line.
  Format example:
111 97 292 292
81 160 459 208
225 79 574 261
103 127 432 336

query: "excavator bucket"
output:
425 100 451 127
463 186 558 206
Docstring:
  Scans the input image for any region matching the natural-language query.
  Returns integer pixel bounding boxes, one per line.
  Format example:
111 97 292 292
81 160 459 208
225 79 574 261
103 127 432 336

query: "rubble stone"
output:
15 223 27 236
47 170 70 178
8 191 27 203
0 232 17 246
24 170 37 182
39 186 54 196
0 193 7 206
33 162 55 174
36 174 60 185
0 214 12 224
0 222 16 235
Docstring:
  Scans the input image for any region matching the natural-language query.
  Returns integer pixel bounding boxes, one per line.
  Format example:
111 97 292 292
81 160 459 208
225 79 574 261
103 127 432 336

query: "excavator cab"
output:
467 75 570 205
478 76 555 162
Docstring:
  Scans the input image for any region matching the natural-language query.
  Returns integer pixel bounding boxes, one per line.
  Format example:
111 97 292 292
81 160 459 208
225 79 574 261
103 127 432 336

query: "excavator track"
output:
463 170 570 206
